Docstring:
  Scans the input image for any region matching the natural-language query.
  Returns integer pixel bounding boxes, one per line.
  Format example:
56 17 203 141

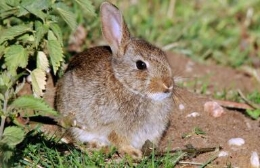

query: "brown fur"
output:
55 2 174 159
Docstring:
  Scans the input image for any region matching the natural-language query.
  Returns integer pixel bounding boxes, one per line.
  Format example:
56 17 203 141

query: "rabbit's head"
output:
101 2 174 101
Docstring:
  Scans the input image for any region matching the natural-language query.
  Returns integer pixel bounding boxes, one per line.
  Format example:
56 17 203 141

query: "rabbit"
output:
55 1 174 159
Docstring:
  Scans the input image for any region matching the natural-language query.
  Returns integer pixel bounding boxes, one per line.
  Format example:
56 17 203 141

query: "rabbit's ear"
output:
100 2 130 54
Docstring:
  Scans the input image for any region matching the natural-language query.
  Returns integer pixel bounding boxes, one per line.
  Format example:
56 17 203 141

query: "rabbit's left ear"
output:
100 2 130 54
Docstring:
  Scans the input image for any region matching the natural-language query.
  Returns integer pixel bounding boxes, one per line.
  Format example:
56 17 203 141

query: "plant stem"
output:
0 115 6 140
0 91 9 140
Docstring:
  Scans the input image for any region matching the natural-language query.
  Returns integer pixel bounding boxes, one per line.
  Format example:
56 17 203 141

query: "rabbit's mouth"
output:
147 92 172 101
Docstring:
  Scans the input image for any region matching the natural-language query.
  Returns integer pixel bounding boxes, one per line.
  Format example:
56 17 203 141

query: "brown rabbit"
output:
55 1 174 159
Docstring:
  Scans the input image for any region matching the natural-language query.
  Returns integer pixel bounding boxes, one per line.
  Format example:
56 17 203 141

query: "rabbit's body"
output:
56 2 174 159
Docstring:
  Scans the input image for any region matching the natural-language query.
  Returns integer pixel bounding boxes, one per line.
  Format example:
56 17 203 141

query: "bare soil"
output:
39 51 260 167
159 52 260 167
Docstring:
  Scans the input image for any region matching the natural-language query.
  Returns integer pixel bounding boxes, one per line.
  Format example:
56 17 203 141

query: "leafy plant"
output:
0 0 95 163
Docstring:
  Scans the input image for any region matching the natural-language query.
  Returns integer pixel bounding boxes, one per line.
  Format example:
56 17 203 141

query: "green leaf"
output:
18 0 51 17
246 109 260 120
0 143 14 162
74 0 96 16
0 25 32 44
22 6 47 22
1 126 25 146
4 45 29 71
0 0 11 10
31 68 46 97
47 31 64 74
35 21 49 48
6 0 21 7
55 5 77 31
49 23 63 46
10 95 58 116
194 127 206 135
0 8 19 19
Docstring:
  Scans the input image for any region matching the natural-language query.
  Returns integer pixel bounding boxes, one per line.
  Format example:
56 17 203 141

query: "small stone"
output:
204 101 225 117
250 151 260 168
218 151 229 157
179 104 185 110
186 112 200 118
228 138 245 146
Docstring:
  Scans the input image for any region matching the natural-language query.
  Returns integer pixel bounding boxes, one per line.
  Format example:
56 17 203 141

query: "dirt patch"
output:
166 52 260 94
158 52 260 167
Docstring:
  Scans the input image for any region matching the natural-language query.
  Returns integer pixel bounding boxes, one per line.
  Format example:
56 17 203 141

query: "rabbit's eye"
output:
136 60 147 70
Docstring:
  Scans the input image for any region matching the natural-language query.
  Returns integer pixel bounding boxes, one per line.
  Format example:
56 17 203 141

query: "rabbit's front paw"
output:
119 145 143 160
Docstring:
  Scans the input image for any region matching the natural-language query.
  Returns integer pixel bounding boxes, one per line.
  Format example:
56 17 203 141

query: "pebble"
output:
218 151 229 157
251 151 260 168
204 101 225 117
228 138 245 146
186 112 200 118
179 104 185 110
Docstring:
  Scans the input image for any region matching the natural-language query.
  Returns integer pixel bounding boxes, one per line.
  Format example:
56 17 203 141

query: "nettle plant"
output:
0 0 95 162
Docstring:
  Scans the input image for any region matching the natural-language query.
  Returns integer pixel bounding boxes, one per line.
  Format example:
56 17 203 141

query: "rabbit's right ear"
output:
100 2 130 55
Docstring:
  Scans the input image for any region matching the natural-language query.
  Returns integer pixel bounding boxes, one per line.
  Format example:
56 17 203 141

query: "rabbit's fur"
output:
56 2 174 159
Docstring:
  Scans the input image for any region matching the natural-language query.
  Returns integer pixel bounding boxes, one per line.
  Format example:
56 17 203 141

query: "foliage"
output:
113 0 260 67
0 0 95 164
246 91 260 119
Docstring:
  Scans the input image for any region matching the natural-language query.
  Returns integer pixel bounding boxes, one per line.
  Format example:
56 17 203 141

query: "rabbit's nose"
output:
162 84 173 93
162 77 174 93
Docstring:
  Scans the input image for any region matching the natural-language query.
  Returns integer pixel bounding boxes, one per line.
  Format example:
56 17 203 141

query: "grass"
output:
100 0 260 68
3 0 260 167
6 131 186 167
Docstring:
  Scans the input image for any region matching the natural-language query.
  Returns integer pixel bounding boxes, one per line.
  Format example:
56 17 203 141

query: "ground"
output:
40 51 260 167
159 52 260 167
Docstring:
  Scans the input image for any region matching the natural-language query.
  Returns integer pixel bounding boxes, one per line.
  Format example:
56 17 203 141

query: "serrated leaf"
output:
0 25 32 44
37 51 49 71
35 21 49 48
0 0 11 10
0 143 14 162
18 0 51 17
55 6 77 31
6 0 20 7
50 23 63 46
74 0 96 16
1 126 25 146
4 45 29 71
10 95 58 116
0 8 19 19
31 68 46 97
23 7 46 22
47 31 64 74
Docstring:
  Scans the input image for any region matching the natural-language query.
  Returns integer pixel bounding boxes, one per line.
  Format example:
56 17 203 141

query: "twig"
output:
171 152 187 165
199 154 218 168
179 161 202 165
214 99 253 110
238 89 260 109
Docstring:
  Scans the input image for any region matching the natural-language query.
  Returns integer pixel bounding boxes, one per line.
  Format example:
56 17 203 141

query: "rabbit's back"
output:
56 46 115 120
